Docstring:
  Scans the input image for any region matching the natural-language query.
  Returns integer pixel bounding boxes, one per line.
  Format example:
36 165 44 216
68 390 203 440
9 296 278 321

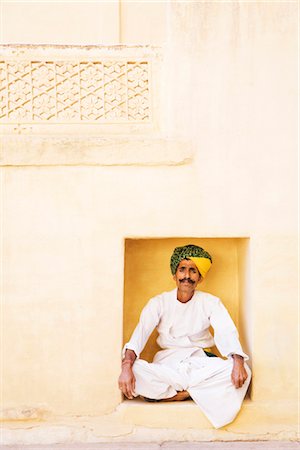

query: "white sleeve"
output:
122 296 161 359
209 298 249 360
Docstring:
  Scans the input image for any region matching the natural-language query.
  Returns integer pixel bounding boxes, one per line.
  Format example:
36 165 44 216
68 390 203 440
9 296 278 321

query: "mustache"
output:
179 278 195 284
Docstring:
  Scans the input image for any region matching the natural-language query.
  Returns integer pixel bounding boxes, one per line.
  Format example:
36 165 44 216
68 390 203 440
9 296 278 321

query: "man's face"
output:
173 259 201 291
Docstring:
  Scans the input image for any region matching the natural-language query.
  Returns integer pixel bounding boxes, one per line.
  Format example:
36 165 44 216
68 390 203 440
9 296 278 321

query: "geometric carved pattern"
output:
0 60 150 123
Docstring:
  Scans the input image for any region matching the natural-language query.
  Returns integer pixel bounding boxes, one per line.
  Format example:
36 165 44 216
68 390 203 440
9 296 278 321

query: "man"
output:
118 244 251 428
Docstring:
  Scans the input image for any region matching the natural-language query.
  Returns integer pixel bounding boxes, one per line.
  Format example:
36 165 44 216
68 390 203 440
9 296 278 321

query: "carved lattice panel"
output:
128 62 149 121
0 57 151 124
0 62 7 119
104 62 127 120
6 62 32 120
56 62 80 120
80 62 104 121
31 62 56 120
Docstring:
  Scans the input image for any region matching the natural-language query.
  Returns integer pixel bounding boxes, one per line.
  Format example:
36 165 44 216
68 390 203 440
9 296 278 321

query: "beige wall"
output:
1 0 298 442
164 3 298 405
1 1 166 45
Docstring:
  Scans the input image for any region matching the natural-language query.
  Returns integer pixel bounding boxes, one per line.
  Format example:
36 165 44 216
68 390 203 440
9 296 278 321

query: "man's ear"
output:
195 273 202 285
173 274 176 281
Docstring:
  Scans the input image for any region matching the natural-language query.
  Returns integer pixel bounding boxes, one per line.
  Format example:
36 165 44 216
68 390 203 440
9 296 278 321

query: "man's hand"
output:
118 365 136 399
231 354 248 389
118 349 137 399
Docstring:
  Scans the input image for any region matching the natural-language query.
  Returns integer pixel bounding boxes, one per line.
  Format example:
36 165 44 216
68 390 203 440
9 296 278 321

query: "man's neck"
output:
176 288 195 303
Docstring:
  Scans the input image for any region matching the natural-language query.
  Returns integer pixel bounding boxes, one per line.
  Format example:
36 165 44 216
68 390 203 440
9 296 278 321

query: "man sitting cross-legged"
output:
118 244 251 429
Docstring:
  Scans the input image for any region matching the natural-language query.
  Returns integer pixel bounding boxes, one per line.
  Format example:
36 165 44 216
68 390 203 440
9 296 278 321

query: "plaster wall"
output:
1 0 298 443
163 2 298 405
1 1 166 45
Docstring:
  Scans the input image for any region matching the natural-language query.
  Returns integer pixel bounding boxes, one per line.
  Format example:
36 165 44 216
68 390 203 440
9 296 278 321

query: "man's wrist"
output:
121 349 137 369
232 354 244 363
121 360 134 369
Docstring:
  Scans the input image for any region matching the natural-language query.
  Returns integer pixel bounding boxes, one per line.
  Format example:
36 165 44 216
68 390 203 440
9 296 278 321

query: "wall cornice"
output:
0 136 192 167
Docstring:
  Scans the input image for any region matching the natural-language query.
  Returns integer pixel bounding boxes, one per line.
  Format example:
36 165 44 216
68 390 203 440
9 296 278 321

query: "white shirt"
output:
123 288 248 364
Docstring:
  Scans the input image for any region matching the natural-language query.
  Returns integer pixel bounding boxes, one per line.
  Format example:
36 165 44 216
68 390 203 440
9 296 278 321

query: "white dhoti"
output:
123 289 251 429
132 353 251 429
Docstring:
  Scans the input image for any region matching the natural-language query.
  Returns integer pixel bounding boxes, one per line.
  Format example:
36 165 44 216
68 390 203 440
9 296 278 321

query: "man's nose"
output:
183 269 189 277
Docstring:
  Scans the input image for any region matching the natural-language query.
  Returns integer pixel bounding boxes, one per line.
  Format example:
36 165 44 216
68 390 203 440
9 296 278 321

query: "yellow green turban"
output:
170 244 212 279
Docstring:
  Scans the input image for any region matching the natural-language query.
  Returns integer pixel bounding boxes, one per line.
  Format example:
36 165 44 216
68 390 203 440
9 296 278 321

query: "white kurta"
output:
123 289 251 428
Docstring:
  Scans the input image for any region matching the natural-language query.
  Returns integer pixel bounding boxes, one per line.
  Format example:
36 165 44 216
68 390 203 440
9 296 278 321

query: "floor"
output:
1 441 299 450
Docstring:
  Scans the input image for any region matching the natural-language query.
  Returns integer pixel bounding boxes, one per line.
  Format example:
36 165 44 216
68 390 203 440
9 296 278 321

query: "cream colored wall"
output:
1 2 120 44
1 0 298 441
1 1 166 45
164 1 298 405
236 238 252 365
120 1 166 45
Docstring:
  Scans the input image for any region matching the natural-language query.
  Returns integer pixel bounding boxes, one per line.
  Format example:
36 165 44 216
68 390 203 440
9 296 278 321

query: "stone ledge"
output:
118 398 298 434
0 43 161 58
1 399 298 445
119 398 211 429
0 442 299 450
0 136 193 166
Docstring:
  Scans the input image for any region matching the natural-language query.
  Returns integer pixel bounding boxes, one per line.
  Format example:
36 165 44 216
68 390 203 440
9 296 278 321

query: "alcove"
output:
123 237 251 364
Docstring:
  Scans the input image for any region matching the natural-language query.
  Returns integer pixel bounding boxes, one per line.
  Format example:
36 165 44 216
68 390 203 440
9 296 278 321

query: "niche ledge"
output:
119 397 252 429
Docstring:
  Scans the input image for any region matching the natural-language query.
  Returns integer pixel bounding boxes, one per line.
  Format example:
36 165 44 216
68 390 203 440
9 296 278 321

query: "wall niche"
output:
123 237 251 364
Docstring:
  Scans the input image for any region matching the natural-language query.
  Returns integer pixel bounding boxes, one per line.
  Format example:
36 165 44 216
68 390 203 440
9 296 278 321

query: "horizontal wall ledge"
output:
0 136 193 166
0 43 161 58
119 398 298 436
1 399 298 444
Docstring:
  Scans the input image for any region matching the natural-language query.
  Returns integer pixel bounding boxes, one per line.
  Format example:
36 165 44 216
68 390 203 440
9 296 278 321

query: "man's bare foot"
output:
160 390 191 402
142 391 191 402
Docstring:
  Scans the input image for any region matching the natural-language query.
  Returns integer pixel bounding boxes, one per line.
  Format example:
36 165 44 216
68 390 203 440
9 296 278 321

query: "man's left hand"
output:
231 354 248 389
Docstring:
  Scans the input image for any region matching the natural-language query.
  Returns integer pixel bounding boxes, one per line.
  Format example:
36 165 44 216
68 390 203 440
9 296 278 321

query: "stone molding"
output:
0 136 193 166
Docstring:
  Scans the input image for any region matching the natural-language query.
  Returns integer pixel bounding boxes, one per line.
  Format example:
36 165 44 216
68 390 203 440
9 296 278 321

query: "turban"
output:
170 244 212 279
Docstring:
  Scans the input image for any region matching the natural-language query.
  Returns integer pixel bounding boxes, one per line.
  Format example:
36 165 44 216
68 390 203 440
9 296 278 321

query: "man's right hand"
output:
118 366 136 399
